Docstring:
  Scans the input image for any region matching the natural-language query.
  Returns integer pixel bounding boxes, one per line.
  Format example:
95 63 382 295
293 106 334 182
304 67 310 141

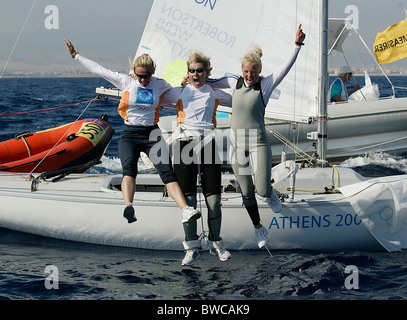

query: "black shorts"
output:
118 124 177 184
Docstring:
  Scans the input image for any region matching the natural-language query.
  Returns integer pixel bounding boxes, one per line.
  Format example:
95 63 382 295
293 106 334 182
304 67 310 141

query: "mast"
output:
317 0 329 166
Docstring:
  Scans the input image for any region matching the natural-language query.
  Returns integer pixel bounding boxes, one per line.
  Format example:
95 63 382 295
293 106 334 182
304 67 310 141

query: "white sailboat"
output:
1 0 407 253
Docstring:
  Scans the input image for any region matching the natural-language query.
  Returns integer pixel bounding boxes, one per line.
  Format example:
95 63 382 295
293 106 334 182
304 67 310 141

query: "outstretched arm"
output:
64 39 130 90
261 24 306 98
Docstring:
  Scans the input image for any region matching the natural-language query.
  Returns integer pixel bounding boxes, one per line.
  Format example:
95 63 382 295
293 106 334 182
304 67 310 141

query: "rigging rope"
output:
267 124 314 163
0 98 176 118
28 96 100 175
0 98 106 117
0 0 37 79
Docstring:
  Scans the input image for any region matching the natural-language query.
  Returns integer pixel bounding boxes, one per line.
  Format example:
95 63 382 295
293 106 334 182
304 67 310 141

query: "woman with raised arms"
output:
206 25 306 249
164 51 232 266
64 39 201 226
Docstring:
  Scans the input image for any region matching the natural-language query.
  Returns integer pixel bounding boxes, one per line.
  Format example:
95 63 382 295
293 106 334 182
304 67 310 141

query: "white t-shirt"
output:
163 84 232 133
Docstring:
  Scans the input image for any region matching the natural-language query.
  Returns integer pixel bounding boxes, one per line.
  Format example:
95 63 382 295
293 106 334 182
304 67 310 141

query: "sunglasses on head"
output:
136 73 152 79
188 68 205 74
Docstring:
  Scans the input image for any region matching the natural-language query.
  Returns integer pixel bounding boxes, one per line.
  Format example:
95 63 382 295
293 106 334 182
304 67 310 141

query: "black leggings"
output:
174 139 223 241
173 139 222 197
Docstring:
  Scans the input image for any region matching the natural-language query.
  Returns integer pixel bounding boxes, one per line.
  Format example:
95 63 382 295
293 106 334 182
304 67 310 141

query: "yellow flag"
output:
374 19 407 64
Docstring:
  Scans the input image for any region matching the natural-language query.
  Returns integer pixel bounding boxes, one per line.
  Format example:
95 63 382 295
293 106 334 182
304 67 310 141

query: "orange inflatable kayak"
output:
0 115 114 173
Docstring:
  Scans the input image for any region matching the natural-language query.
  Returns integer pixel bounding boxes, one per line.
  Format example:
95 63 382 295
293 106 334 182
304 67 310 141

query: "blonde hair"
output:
242 45 263 69
187 51 212 77
130 54 156 73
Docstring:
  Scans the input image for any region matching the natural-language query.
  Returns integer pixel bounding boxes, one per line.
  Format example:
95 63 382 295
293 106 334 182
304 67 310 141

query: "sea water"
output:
1 76 407 304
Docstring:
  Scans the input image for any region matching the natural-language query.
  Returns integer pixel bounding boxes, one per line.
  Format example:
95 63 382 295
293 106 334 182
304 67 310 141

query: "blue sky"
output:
1 0 406 74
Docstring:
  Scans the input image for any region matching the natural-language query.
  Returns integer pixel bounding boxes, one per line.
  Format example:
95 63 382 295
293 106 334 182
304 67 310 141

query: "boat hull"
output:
0 171 383 252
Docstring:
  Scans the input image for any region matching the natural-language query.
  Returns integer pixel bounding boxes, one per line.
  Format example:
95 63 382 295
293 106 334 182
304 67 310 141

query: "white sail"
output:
135 0 321 124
